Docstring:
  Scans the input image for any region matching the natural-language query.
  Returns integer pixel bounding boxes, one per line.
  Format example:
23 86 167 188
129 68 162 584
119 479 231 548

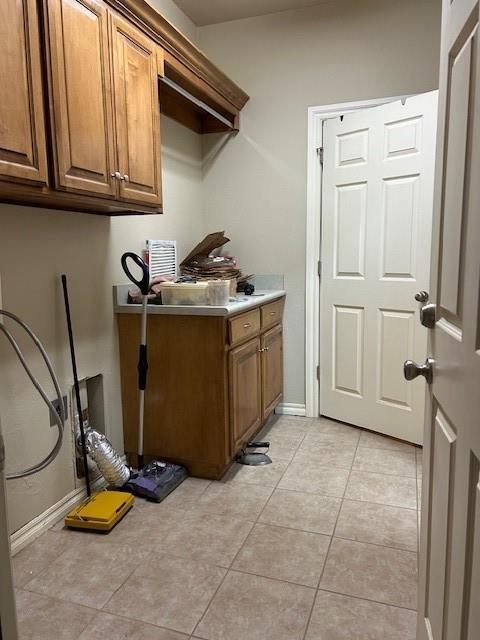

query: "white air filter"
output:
147 240 177 279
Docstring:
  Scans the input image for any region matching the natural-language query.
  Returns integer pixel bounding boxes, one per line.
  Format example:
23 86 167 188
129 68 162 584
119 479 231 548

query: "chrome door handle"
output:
420 303 436 329
404 357 434 384
415 291 429 303
111 171 122 180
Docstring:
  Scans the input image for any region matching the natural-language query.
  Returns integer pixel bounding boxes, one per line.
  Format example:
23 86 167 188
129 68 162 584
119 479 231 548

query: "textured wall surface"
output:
0 116 203 533
199 0 441 404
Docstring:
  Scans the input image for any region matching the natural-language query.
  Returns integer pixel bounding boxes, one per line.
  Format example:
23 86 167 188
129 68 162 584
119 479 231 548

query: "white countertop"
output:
113 285 286 317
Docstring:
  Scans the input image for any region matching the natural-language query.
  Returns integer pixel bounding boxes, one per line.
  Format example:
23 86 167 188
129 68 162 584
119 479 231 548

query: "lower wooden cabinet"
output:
261 324 283 418
229 337 262 452
117 296 285 479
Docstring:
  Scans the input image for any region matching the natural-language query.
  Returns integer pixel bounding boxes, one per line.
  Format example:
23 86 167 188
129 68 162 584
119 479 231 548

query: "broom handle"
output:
137 295 148 470
61 275 91 497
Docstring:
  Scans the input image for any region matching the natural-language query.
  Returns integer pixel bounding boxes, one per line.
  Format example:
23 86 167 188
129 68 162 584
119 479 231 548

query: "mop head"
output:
125 460 188 502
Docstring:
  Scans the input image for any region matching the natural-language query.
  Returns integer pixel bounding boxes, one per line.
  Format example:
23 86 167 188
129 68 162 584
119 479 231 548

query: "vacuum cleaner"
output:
120 252 188 501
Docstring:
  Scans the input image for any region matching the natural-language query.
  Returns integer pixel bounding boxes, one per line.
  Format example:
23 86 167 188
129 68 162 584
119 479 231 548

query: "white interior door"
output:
320 91 438 444
417 0 480 637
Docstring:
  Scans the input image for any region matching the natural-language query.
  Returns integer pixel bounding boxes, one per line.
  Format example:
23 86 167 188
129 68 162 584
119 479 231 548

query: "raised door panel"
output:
47 0 115 195
334 182 367 279
0 0 47 183
333 305 364 398
229 338 262 451
110 12 162 205
261 324 283 419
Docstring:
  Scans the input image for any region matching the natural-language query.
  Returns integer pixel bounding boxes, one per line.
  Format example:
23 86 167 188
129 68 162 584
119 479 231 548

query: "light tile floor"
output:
13 416 422 639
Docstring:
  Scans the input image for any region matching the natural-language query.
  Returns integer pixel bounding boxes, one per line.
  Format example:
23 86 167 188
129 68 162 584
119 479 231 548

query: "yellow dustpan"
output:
65 489 134 532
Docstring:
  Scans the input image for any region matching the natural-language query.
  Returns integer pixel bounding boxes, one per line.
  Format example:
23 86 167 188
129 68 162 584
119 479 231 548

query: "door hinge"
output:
316 146 324 164
316 365 320 380
317 260 322 278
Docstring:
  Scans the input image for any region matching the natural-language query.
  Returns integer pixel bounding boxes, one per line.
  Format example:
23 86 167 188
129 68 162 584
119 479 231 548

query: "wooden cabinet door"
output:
47 0 116 195
0 0 48 184
261 324 283 419
110 12 162 206
229 337 262 451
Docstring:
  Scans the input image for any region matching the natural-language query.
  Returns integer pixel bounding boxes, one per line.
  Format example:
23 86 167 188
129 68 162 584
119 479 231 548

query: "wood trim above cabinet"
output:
109 0 249 111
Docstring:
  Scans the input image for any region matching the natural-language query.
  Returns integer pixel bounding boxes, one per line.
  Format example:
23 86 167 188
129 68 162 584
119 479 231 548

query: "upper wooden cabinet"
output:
0 0 48 184
110 13 162 205
46 0 161 206
0 0 248 214
47 0 116 196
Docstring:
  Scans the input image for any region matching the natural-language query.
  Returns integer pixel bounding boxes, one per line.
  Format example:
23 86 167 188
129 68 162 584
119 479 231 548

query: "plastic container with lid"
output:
207 280 230 306
159 282 209 306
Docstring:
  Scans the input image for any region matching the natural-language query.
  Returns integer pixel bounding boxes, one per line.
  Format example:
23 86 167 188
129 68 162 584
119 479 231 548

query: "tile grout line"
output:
312 585 418 612
190 417 311 638
331 533 418 554
17 418 420 639
339 495 418 511
301 420 362 640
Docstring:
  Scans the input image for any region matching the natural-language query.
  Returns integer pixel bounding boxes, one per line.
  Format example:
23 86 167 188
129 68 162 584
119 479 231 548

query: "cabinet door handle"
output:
243 323 251 328
270 311 276 316
111 171 122 180
257 346 269 353
123 174 130 182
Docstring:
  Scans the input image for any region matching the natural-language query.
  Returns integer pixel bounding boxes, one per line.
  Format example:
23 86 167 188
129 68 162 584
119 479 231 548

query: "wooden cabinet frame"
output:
0 0 48 184
110 11 162 205
46 0 116 196
229 337 262 452
117 297 284 479
0 0 249 215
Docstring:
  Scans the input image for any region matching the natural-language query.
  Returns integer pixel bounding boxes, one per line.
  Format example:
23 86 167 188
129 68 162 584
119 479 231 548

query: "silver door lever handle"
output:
404 358 434 384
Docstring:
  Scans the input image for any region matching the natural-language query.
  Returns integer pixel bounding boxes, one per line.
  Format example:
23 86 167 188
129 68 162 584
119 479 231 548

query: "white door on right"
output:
320 91 438 444
417 0 480 637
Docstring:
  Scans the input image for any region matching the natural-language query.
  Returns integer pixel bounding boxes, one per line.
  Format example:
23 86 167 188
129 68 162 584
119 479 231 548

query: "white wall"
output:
199 0 442 406
147 0 198 42
0 115 203 534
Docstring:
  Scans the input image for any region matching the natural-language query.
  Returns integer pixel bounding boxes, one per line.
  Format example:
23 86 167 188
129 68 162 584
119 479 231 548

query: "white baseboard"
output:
10 475 106 555
275 403 307 417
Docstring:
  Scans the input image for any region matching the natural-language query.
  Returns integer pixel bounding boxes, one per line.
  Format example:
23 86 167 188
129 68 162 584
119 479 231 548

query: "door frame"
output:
305 94 417 418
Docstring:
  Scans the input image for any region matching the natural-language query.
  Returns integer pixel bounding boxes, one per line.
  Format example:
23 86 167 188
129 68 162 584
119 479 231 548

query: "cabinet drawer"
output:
261 298 284 329
229 309 260 345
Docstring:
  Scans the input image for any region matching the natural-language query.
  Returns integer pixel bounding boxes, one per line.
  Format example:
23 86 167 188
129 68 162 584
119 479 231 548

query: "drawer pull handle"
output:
269 311 276 316
243 323 251 328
